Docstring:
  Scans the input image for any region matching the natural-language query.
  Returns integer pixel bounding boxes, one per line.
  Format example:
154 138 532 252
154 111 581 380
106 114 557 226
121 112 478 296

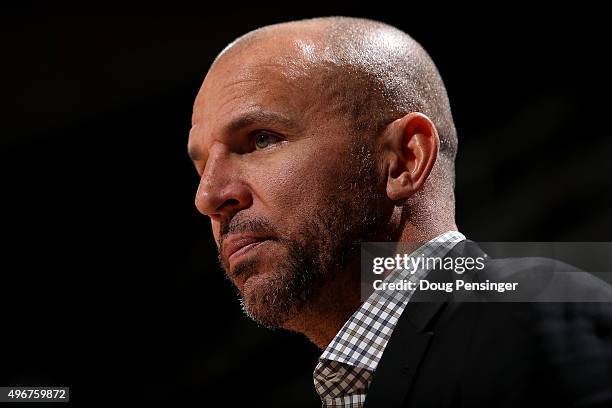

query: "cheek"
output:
251 146 341 213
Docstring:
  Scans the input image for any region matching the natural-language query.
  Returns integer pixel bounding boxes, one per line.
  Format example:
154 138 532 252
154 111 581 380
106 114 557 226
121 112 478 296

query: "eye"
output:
253 131 281 150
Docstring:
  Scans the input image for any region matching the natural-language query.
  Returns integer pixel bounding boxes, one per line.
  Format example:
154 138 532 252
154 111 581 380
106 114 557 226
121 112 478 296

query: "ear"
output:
382 112 440 203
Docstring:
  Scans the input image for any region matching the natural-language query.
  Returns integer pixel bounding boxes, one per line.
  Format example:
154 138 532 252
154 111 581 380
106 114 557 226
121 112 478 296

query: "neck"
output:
394 198 458 243
397 220 458 244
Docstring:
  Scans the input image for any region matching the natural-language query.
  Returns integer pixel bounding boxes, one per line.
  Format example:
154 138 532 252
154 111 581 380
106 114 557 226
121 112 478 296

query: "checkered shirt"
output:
313 231 466 407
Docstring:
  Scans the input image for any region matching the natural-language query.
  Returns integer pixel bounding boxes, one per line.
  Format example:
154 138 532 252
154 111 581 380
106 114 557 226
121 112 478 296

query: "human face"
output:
188 44 387 328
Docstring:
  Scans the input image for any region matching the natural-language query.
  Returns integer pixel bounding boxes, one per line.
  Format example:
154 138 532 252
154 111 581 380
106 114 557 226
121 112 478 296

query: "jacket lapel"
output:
363 293 448 408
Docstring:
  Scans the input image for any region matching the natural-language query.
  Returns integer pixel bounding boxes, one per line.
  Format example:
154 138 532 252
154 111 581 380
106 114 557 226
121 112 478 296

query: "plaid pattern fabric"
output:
313 231 466 407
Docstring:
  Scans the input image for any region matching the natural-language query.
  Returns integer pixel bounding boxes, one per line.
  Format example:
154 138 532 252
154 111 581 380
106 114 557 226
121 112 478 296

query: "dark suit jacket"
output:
364 240 612 408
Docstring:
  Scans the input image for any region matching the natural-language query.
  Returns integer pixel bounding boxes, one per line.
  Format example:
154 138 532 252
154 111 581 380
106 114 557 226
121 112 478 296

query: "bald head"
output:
212 17 457 172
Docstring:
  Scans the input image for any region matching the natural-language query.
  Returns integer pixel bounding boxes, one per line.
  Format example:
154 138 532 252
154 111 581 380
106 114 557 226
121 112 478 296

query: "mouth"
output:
223 235 272 269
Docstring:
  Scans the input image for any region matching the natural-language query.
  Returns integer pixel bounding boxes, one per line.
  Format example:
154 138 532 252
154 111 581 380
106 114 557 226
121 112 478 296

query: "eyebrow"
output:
225 110 297 135
188 110 298 162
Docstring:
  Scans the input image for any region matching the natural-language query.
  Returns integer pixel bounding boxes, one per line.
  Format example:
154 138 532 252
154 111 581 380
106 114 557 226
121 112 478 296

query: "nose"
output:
195 147 253 222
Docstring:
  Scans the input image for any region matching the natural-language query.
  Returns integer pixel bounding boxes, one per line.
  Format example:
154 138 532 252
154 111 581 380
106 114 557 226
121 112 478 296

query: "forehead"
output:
192 38 318 128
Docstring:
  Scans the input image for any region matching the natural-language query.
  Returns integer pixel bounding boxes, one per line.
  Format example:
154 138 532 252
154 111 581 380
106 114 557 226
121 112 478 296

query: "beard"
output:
218 137 391 329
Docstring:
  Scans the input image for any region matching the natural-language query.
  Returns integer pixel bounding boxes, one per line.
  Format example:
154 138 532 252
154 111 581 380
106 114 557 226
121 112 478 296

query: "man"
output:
188 17 612 407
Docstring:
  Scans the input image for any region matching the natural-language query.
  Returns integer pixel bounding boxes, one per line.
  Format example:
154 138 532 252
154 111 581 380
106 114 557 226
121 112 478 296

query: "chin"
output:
239 269 298 329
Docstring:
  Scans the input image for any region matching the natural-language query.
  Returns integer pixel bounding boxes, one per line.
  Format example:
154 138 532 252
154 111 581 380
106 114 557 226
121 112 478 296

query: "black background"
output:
2 5 611 407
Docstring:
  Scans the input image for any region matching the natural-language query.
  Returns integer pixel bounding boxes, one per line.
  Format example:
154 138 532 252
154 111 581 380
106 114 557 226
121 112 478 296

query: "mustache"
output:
219 216 278 242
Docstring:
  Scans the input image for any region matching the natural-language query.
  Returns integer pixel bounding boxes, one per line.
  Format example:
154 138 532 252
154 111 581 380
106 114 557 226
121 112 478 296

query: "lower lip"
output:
228 240 269 266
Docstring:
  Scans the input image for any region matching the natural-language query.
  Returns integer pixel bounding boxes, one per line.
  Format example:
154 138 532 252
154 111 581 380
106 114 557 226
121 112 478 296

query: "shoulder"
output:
482 256 612 301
